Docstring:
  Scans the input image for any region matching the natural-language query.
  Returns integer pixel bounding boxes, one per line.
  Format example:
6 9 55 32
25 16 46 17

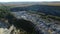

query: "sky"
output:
0 0 60 2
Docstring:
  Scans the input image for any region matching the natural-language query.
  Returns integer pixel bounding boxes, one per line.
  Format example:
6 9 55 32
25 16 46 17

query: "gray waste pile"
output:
11 11 60 34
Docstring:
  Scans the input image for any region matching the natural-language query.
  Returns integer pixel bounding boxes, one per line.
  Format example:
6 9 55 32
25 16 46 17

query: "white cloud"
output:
0 0 60 2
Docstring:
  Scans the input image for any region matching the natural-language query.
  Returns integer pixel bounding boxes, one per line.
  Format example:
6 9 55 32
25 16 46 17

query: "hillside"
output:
10 5 60 17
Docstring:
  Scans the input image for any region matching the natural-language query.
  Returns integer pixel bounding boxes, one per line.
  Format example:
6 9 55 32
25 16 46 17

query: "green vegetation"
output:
0 5 10 18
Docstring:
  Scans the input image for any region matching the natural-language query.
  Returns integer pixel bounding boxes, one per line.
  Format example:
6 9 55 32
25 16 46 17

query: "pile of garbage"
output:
11 11 60 34
0 11 60 34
